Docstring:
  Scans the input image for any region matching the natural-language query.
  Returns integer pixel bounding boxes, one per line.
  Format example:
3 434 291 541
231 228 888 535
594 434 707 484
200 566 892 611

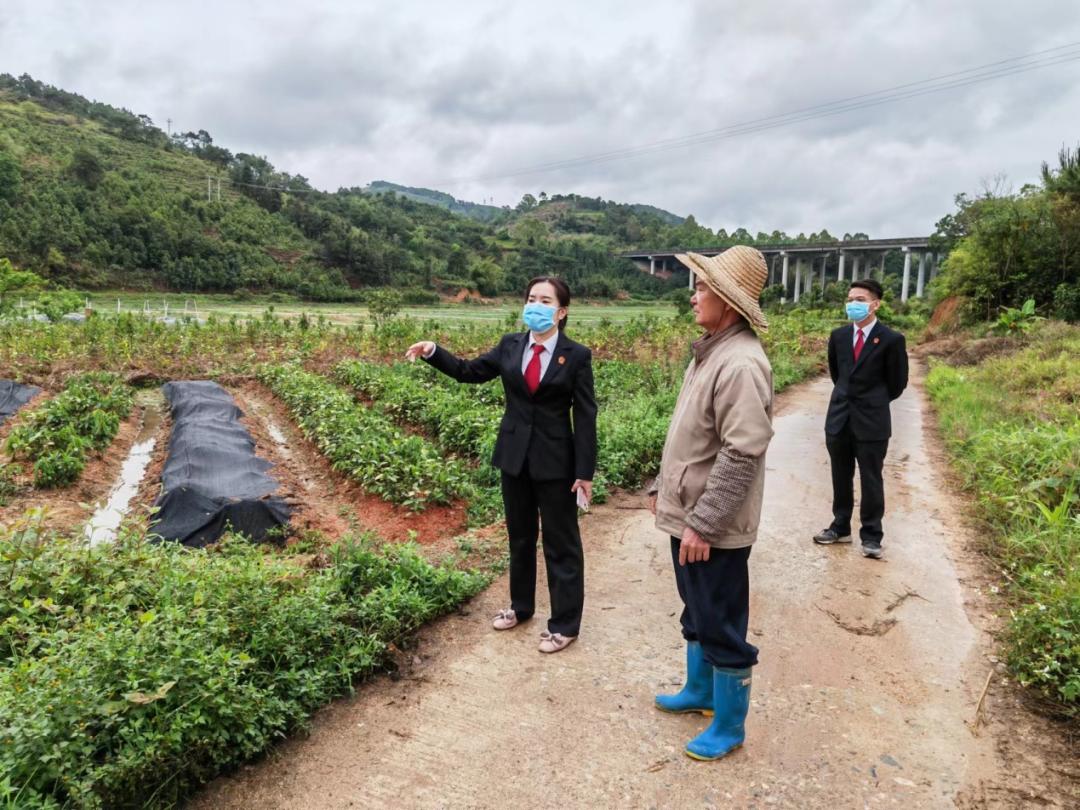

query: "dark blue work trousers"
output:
669 537 758 669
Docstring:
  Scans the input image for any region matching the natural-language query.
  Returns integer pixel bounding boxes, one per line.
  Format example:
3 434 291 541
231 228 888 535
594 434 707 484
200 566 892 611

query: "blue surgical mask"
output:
522 302 557 333
845 301 871 322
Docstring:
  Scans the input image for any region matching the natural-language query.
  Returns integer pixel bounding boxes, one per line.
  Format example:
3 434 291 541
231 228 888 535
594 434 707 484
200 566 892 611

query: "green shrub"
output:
5 372 132 487
925 323 1080 714
1052 282 1080 322
0 516 487 808
366 288 403 328
258 364 472 508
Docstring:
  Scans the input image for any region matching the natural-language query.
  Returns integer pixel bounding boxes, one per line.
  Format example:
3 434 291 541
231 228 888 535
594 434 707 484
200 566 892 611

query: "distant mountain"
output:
365 181 505 222
365 182 685 228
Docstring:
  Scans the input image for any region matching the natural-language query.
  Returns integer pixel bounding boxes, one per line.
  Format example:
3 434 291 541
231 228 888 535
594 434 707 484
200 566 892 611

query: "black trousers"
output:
826 427 889 544
670 538 758 670
501 466 584 636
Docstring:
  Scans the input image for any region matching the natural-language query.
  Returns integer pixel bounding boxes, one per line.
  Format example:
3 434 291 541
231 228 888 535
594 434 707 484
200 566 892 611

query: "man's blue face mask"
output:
845 301 872 322
522 302 557 332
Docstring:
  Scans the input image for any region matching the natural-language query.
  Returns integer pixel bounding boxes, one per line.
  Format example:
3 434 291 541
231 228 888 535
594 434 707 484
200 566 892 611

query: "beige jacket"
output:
653 321 774 548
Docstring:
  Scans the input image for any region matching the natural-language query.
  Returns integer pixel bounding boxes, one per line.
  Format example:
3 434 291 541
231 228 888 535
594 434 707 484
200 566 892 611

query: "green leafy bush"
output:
258 364 472 508
1053 282 1080 322
925 323 1079 714
991 298 1042 335
0 516 487 808
5 372 132 487
334 360 500 459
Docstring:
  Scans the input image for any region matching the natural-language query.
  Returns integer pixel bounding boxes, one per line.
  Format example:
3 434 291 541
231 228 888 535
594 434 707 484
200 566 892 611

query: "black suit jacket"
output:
425 331 598 481
825 321 908 440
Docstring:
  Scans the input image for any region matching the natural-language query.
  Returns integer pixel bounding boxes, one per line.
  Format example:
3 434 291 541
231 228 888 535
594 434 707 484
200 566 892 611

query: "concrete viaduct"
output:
620 237 938 303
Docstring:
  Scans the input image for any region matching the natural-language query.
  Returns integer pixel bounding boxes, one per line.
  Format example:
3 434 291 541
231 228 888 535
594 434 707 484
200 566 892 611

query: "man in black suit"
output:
813 279 908 559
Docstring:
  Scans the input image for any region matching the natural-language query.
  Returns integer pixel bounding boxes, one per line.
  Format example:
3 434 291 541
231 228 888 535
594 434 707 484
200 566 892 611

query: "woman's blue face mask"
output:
523 302 557 332
845 301 872 322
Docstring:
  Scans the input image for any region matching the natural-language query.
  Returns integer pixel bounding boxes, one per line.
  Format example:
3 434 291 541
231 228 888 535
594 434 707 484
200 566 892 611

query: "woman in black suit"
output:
405 277 597 654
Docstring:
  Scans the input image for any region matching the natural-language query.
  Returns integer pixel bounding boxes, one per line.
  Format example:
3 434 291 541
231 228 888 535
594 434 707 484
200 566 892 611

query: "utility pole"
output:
207 176 212 202
216 177 222 202
167 117 172 136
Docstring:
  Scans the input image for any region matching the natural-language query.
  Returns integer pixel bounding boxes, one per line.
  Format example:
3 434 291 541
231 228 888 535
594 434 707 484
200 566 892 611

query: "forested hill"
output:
0 73 831 300
364 181 505 222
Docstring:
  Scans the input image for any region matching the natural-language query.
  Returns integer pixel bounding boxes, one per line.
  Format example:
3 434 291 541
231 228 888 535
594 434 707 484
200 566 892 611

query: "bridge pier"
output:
901 247 912 302
916 251 928 298
621 239 937 302
781 252 789 304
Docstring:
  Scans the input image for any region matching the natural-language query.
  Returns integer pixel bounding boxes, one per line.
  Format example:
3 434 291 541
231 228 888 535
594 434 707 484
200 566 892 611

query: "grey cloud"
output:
1 0 1078 237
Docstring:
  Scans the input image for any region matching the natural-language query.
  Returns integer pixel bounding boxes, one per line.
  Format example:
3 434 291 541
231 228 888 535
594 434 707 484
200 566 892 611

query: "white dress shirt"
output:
522 331 559 380
853 318 878 347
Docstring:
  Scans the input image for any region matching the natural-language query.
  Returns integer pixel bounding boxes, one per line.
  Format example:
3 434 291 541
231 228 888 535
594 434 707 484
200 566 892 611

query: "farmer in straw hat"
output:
648 245 774 761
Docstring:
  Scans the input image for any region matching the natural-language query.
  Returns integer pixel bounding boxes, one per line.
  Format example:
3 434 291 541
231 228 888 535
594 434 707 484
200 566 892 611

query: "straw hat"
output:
676 245 769 332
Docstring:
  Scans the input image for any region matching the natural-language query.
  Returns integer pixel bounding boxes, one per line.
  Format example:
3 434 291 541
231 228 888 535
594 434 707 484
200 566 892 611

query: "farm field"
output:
0 307 836 808
84 292 684 326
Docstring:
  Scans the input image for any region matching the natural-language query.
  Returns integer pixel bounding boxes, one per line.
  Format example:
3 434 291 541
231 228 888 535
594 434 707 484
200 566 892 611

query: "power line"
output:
429 42 1080 185
488 41 1080 173
538 53 1080 173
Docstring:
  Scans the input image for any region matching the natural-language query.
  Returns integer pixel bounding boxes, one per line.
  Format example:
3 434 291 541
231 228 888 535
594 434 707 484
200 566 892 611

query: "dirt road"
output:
191 373 1075 809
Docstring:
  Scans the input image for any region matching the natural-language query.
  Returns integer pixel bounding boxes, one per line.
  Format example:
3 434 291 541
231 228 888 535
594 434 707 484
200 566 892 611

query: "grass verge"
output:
925 321 1079 716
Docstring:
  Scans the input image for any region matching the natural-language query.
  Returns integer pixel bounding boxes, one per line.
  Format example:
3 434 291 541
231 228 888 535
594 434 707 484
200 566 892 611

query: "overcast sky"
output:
2 1 1079 237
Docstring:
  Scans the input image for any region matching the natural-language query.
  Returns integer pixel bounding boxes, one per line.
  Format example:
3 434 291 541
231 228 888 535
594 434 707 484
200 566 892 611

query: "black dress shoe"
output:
813 528 852 544
860 541 884 559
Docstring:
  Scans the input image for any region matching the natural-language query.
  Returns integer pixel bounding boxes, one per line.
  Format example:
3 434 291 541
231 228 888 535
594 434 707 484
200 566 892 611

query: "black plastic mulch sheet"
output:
0 380 41 425
152 381 291 547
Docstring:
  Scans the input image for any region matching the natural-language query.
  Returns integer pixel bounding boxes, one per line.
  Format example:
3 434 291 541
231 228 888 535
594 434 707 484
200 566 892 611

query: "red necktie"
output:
853 329 865 362
525 344 544 395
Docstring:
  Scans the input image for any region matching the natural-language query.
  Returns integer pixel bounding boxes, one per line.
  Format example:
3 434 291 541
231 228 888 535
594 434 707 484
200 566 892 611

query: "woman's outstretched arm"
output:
406 335 506 384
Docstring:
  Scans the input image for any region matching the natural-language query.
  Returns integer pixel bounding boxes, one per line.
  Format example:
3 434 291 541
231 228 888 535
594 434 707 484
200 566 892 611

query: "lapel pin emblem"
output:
558 356 566 365
873 337 880 344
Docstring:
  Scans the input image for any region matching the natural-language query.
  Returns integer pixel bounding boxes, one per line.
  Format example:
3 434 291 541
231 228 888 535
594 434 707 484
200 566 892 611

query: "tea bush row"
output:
258 364 473 509
0 515 487 808
332 358 680 493
333 360 501 461
5 372 133 487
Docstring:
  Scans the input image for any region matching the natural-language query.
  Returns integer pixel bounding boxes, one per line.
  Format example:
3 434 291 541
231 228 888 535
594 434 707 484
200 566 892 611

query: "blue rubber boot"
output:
684 666 751 761
654 641 714 716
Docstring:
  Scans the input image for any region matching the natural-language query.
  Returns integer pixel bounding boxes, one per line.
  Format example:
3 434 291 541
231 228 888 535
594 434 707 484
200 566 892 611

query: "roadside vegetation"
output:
920 146 1080 718
925 322 1079 716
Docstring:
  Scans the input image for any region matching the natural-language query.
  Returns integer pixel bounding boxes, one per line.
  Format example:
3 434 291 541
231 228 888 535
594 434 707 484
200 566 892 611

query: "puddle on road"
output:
85 390 164 546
